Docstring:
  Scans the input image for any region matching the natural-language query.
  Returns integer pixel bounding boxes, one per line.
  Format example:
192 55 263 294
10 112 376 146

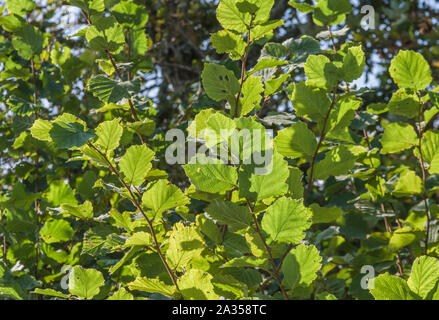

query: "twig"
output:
327 26 337 53
245 199 289 300
415 94 431 255
31 57 41 281
87 142 181 295
234 20 254 118
304 89 338 201
352 100 405 275
83 10 141 127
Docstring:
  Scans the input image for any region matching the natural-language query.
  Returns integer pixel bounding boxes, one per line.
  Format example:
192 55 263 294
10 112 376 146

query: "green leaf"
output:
407 256 439 299
286 167 304 199
282 244 322 290
367 103 389 114
107 288 133 300
183 162 237 193
95 118 123 153
128 277 175 297
68 266 105 299
7 0 36 15
291 81 331 121
310 204 343 224
380 122 418 154
130 28 150 56
49 121 95 149
284 35 321 65
33 288 69 299
430 153 439 174
340 45 365 82
393 170 423 197
261 197 312 244
211 30 246 60
46 181 78 206
389 227 417 252
370 273 417 300
128 119 156 137
12 25 44 59
188 108 217 138
312 145 357 180
85 16 124 53
196 215 223 244
260 42 288 60
238 151 289 201
425 105 439 125
112 0 149 28
389 50 432 91
68 0 105 13
0 14 25 33
30 119 53 142
97 58 115 76
61 201 93 220
388 89 419 119
237 75 264 116
217 0 274 32
416 131 439 163
40 219 74 244
178 269 219 300
88 75 139 103
79 144 108 167
206 200 252 231
250 19 284 40
201 63 240 103
313 0 351 26
265 73 289 96
250 58 287 74
288 0 314 13
326 95 361 141
119 145 155 186
217 0 251 32
124 232 152 247
274 122 317 160
166 223 204 271
141 179 189 219
304 54 339 90
222 256 269 270
204 113 236 148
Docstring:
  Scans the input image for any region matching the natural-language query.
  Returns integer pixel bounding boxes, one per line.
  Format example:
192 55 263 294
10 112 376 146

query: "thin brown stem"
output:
31 57 41 281
305 89 337 201
83 10 141 126
105 50 123 79
327 26 337 53
104 50 140 125
87 142 181 294
276 88 338 276
246 199 289 300
259 274 275 293
415 94 431 255
234 21 253 118
353 99 404 274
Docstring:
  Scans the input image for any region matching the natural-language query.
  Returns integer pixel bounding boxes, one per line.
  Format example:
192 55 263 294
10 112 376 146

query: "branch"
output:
245 199 289 300
415 93 431 255
234 20 254 118
105 50 141 125
304 88 337 201
87 142 181 295
83 10 141 126
351 75 404 275
31 56 41 281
